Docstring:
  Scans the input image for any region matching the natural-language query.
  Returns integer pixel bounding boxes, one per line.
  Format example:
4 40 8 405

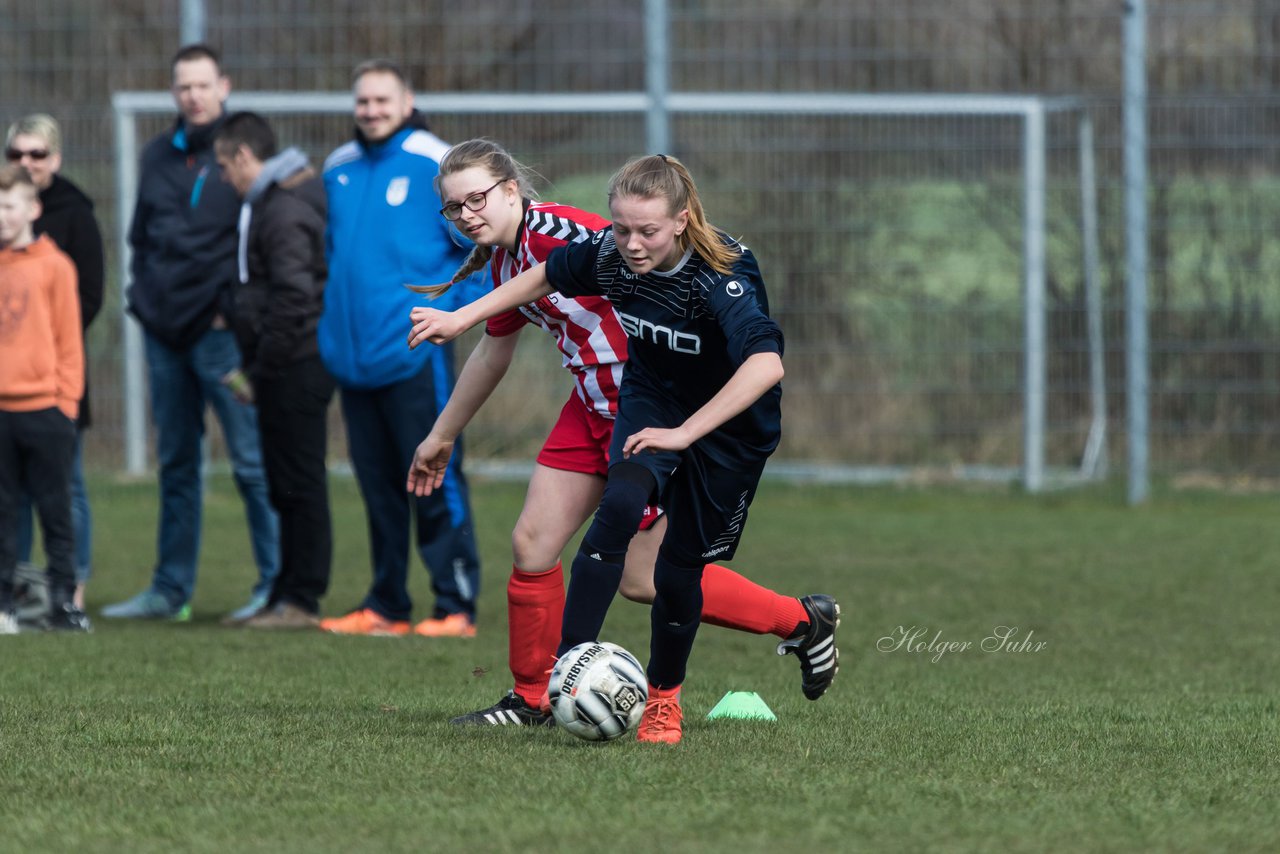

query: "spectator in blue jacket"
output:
103 44 279 623
317 59 483 637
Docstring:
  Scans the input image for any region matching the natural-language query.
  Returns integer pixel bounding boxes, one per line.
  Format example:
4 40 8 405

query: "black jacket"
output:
36 174 105 426
232 169 328 380
126 113 240 351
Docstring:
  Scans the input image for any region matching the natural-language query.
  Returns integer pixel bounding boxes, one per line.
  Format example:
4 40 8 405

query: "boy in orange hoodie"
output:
0 163 87 633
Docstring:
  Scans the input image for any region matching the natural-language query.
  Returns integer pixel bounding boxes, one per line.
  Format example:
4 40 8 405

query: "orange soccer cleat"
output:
412 612 476 638
319 608 411 637
636 685 683 744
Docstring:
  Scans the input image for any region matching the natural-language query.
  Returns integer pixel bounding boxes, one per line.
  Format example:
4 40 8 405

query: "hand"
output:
408 306 465 348
622 426 692 458
221 368 254 405
406 434 455 496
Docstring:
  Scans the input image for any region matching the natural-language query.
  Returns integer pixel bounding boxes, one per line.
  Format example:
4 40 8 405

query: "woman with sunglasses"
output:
407 141 837 730
5 114 105 613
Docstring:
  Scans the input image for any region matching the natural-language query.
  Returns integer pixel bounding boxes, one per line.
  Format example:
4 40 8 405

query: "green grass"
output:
3 475 1279 852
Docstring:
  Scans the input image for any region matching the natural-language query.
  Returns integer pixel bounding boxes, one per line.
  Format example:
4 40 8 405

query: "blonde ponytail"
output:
407 244 494 297
606 154 740 275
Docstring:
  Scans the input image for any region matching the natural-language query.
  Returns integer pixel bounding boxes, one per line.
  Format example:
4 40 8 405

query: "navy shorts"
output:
609 392 770 567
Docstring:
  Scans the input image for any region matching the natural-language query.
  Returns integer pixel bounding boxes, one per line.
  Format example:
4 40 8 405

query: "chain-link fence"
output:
4 1 1280 482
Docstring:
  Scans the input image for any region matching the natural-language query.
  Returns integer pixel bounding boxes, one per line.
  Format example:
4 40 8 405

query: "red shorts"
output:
537 393 663 531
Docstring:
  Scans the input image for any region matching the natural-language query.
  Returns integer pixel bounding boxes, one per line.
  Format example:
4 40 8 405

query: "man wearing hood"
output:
317 59 483 637
104 44 279 623
214 111 334 630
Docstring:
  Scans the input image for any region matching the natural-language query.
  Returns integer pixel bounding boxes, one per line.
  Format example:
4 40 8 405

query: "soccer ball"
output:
548 641 649 741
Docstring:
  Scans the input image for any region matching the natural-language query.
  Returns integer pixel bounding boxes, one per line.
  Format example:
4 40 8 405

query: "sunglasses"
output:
5 147 51 162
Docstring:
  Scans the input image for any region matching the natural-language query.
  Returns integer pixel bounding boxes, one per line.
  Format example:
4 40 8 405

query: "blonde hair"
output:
410 139 539 297
607 154 739 275
0 163 38 196
5 113 61 155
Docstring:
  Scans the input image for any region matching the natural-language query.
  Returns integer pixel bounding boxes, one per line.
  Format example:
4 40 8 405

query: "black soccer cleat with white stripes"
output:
450 690 555 727
776 594 841 700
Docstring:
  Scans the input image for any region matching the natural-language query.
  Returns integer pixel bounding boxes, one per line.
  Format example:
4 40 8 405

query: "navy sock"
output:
556 464 654 655
558 549 626 655
647 552 705 689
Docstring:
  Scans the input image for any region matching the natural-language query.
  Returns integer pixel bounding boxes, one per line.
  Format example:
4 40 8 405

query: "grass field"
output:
2 473 1279 852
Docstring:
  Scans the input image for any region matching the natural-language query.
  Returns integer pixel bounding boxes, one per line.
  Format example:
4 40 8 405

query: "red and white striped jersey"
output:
486 201 628 418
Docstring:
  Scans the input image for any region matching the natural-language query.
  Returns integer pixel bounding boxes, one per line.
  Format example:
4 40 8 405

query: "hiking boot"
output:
0 611 18 636
413 613 476 638
319 608 410 636
636 685 683 744
47 602 92 633
450 690 554 727
101 589 189 621
776 594 840 700
243 602 321 631
221 592 270 626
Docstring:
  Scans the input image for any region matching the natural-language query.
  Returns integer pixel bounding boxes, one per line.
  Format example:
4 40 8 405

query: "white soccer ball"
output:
548 641 649 741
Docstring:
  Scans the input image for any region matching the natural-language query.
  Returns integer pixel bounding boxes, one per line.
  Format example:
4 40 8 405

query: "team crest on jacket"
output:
386 176 410 206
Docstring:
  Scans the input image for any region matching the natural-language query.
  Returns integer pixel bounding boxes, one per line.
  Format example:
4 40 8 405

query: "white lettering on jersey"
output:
618 311 701 354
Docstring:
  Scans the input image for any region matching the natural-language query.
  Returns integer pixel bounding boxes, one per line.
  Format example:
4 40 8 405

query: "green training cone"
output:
705 691 777 721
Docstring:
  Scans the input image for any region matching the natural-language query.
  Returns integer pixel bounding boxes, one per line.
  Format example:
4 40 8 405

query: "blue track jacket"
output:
318 116 483 389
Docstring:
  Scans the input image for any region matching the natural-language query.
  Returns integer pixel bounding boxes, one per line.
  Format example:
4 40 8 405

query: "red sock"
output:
508 562 564 706
699 563 808 638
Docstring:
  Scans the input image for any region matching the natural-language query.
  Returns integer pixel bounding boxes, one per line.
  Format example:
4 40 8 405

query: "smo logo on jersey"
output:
618 311 701 354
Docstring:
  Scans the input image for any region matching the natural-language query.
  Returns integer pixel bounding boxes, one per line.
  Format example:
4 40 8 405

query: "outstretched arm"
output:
407 331 520 497
409 262 554 348
623 351 784 457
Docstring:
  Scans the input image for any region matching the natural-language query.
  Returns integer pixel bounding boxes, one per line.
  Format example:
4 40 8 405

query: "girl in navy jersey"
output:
409 151 838 742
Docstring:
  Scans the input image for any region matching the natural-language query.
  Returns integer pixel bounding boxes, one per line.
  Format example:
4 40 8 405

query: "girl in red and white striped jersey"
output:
407 139 823 727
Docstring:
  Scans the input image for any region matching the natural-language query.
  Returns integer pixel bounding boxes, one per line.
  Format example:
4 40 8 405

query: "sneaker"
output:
14 561 49 625
221 592 270 626
243 602 321 631
413 613 476 638
776 594 841 700
101 589 189 621
47 602 92 633
0 611 18 635
319 608 410 637
636 685 683 744
450 690 554 727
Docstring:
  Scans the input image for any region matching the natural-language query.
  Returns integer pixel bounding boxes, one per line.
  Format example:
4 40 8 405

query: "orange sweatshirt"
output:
0 235 84 419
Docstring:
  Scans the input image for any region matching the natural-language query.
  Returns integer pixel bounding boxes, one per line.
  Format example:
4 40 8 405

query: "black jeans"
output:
0 408 76 609
339 351 481 622
255 357 336 614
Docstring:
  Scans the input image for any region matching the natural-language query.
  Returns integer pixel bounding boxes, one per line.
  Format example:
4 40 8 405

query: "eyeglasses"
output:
5 147 51 162
439 180 504 221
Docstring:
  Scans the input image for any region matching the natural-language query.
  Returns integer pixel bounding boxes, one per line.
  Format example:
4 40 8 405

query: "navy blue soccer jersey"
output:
545 228 784 455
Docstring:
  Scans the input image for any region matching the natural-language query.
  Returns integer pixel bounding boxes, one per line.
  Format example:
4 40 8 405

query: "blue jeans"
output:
144 328 279 607
339 351 480 622
16 429 91 582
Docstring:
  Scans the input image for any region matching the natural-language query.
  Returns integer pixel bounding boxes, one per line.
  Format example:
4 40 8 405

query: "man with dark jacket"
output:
5 113 104 612
103 44 279 623
213 111 335 629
